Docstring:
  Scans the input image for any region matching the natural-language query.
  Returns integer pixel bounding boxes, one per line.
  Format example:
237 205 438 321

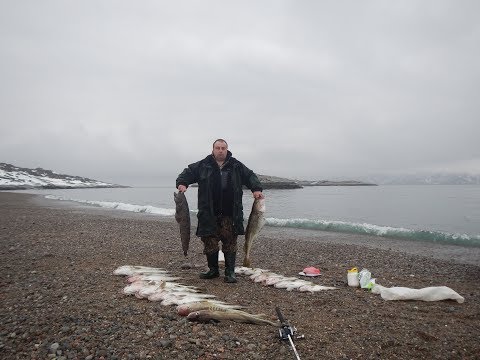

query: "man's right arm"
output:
176 161 200 191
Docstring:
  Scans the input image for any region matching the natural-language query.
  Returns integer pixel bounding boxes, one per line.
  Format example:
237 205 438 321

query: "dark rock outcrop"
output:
256 175 303 189
296 179 377 186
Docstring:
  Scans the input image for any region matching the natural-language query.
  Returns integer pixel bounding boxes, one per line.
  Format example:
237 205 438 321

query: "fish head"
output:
177 305 191 316
186 310 214 323
254 198 266 213
186 311 201 321
173 192 182 204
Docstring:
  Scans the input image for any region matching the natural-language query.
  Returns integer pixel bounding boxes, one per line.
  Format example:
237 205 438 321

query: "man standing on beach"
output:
176 139 264 283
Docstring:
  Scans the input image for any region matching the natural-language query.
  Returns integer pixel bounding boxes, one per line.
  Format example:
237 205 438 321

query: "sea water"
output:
16 185 480 247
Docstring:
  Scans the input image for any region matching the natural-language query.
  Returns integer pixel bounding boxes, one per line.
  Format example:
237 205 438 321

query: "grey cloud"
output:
1 1 479 185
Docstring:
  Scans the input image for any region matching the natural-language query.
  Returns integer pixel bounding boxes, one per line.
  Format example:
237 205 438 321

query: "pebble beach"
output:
1 192 479 359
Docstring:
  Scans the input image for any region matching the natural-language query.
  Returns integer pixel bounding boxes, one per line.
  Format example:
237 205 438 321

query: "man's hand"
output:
253 191 264 199
178 185 187 193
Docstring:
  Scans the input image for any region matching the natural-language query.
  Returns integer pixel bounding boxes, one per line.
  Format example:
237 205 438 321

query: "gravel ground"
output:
1 192 479 360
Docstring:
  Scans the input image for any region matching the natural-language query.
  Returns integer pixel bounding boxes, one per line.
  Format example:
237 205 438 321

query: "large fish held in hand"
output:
243 198 266 267
174 192 191 256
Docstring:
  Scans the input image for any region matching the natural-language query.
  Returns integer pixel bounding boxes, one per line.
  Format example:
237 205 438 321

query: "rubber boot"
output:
224 252 237 283
199 251 220 279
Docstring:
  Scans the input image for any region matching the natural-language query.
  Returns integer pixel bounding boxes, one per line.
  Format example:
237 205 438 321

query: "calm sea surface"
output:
17 185 480 246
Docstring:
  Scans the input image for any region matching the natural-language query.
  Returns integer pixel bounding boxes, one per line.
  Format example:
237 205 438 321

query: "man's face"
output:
212 141 228 162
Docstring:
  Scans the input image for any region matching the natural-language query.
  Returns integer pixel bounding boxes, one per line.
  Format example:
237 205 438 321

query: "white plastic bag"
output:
358 269 376 289
372 285 464 303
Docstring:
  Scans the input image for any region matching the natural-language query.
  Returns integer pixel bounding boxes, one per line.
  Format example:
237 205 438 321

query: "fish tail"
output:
251 315 279 326
253 313 269 318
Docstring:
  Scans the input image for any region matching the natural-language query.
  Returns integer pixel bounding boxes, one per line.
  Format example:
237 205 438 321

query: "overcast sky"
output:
1 1 479 185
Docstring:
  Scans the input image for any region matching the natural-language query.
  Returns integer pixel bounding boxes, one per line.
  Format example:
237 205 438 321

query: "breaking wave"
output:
44 195 176 216
44 195 480 247
265 217 480 247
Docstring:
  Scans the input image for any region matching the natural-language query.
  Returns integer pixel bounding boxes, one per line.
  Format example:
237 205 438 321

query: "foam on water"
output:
43 194 480 247
44 195 175 216
265 217 480 247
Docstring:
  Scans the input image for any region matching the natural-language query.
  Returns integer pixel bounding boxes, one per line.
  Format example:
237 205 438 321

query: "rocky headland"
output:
0 163 127 190
257 175 376 189
296 179 377 187
255 175 303 189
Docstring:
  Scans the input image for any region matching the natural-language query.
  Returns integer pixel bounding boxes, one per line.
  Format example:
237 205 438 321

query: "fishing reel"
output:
276 307 305 341
275 307 304 360
278 324 305 341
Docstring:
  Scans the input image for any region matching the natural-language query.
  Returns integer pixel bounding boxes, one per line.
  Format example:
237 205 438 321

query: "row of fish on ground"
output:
235 266 337 292
114 265 279 325
113 265 337 325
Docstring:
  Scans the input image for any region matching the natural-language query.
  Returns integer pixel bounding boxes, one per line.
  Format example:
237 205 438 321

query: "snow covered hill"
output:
0 163 127 190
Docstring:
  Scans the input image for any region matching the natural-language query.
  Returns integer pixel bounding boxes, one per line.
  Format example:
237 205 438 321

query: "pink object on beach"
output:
299 266 321 277
303 267 320 275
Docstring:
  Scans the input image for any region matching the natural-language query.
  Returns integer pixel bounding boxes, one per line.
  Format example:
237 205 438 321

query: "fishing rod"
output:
275 306 304 360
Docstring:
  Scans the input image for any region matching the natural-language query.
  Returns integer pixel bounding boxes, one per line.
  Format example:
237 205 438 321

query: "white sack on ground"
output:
372 285 464 303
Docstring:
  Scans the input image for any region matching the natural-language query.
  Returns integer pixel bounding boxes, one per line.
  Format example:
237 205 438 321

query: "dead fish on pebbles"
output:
234 266 258 275
234 266 338 292
123 281 151 295
130 274 181 283
135 283 163 298
146 282 201 302
135 282 197 299
160 293 217 306
113 265 169 276
177 300 243 316
187 309 279 326
274 279 311 290
299 284 337 292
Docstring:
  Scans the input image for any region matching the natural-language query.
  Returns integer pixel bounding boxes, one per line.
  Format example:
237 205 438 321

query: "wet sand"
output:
1 192 479 359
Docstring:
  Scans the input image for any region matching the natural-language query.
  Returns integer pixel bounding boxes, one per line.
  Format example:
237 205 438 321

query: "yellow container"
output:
347 267 359 287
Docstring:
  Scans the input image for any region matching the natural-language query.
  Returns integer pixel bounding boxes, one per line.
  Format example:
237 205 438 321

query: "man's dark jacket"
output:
176 151 263 237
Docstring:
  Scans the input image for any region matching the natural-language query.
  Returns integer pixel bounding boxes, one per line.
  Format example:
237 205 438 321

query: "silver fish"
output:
174 192 191 256
136 274 181 282
160 293 216 306
187 309 278 326
299 284 338 292
243 198 266 267
113 265 168 276
177 300 243 316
